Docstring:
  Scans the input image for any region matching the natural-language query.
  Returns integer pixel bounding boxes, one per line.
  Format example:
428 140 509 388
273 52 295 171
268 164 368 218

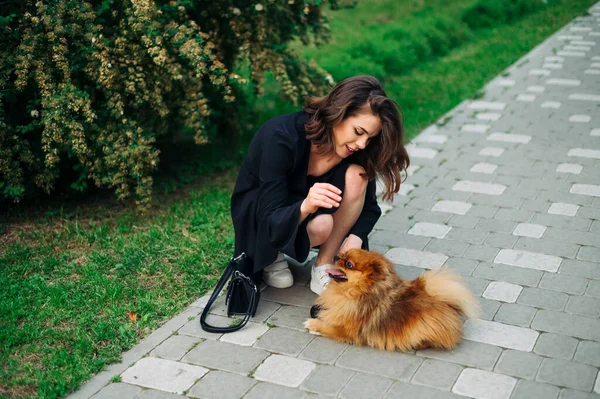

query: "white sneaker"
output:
263 253 294 288
310 264 331 295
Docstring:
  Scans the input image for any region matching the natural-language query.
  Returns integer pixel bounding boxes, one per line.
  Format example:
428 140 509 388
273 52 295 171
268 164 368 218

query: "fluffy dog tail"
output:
421 267 480 319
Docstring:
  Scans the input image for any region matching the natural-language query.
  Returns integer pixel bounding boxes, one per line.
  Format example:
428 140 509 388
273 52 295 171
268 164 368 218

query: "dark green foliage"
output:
463 0 549 29
0 0 335 209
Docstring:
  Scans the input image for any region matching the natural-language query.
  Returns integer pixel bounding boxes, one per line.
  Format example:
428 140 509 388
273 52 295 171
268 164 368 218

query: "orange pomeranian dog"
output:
303 249 480 352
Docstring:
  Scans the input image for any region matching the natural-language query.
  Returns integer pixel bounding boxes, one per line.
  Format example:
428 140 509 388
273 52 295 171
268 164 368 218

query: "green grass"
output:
1 0 596 397
1 172 236 398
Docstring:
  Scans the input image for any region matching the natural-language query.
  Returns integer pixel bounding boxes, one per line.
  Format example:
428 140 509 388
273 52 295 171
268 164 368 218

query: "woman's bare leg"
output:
311 164 368 266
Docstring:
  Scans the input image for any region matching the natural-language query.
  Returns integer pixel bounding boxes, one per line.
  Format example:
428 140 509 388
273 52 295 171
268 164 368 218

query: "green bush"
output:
0 0 336 210
342 16 472 78
462 0 548 29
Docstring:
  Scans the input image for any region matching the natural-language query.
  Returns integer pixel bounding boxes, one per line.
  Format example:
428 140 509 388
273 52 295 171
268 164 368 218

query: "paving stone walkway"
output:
70 5 600 399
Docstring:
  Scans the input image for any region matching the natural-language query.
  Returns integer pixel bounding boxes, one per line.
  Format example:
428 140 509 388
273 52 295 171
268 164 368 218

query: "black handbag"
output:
200 252 260 333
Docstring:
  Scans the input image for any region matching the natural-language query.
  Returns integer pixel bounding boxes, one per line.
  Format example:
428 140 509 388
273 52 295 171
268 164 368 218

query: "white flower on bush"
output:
232 7 241 15
255 4 264 11
30 110 39 118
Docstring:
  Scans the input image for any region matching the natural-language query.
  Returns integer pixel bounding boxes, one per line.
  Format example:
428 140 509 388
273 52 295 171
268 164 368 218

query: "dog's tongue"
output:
326 269 346 278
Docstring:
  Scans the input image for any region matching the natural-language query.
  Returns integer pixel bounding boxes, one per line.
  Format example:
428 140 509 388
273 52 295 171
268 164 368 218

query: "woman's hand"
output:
338 234 363 255
301 183 342 215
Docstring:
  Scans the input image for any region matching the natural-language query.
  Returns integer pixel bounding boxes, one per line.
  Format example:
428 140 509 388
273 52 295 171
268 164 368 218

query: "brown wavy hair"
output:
303 75 410 201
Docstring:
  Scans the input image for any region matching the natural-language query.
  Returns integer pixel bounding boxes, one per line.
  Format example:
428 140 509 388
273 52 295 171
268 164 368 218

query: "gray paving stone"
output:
495 208 535 222
463 318 539 351
469 204 499 218
464 245 500 262
476 218 519 234
298 336 348 365
452 368 517 399
251 299 282 322
539 273 589 295
385 382 465 399
494 349 544 380
253 326 314 357
462 275 490 296
446 227 490 244
416 340 502 370
261 285 317 308
120 357 208 394
370 243 389 254
90 383 141 399
267 305 311 331
537 358 598 391
187 370 255 399
424 238 469 257
339 373 394 399
370 230 431 249
521 199 551 213
578 246 600 262
532 310 600 341
411 358 463 391
473 262 542 287
574 341 600 367
181 339 269 375
219 322 269 347
534 333 579 360
178 316 223 340
559 259 600 280
485 233 519 249
511 380 560 399
150 334 199 361
304 394 332 399
470 193 524 209
586 280 600 298
254 354 316 388
537 189 594 207
336 346 422 381
393 264 426 280
413 210 454 224
386 247 448 269
479 298 502 321
558 389 600 399
300 365 354 396
544 227 600 247
518 287 569 311
531 213 592 231
494 303 537 327
443 257 479 276
514 237 580 258
374 214 417 233
243 382 307 399
135 390 186 399
448 214 480 228
566 295 600 318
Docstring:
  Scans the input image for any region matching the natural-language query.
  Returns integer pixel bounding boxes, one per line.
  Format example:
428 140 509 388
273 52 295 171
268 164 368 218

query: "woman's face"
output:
332 111 381 158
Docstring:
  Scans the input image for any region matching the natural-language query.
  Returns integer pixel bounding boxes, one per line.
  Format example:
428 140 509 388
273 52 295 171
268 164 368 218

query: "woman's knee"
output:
344 164 368 201
307 214 334 245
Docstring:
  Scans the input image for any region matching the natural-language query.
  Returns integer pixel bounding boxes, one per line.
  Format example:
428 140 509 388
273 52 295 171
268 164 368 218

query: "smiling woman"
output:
230 75 410 296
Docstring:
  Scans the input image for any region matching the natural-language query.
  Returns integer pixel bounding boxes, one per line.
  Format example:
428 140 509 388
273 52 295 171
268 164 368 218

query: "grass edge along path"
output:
0 1 596 398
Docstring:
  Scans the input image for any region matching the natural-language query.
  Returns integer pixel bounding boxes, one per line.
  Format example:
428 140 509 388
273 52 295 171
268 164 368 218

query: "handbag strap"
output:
200 253 258 333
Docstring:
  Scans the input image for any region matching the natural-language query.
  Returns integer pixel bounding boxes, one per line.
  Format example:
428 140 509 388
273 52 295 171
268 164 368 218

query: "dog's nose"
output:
333 255 340 262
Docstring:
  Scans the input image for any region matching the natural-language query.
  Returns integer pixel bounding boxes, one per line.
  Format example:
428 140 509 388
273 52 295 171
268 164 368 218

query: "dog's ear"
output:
367 252 388 282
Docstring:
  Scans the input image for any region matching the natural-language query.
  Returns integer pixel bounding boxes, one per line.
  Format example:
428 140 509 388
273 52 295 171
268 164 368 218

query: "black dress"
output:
231 110 382 274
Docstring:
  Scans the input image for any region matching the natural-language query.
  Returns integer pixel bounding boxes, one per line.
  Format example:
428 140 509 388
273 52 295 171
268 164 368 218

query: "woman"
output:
231 75 410 295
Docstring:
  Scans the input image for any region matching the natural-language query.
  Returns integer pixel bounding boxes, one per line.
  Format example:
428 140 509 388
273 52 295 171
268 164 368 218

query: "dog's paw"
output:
303 318 322 335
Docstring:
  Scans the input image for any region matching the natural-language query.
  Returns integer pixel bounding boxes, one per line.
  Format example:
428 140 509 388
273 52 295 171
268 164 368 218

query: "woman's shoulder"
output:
257 111 310 142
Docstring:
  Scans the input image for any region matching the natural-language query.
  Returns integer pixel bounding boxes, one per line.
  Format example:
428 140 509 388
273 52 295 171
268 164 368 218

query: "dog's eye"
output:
345 261 353 269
